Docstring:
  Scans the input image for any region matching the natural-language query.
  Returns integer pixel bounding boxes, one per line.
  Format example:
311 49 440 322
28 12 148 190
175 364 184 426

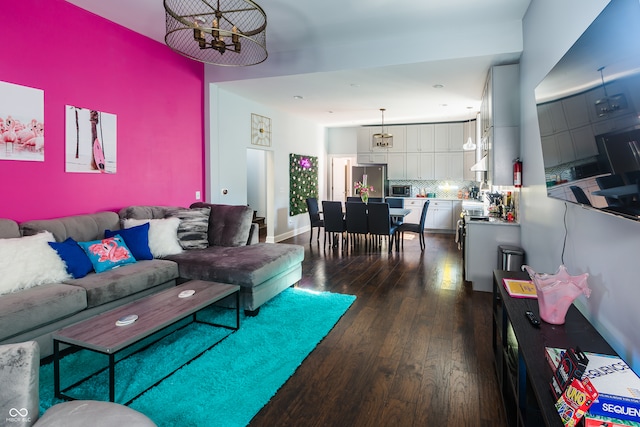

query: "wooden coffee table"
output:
53 280 240 404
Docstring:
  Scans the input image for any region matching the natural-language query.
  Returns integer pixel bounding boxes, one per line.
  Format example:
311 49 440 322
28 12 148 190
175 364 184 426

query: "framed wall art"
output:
0 81 45 162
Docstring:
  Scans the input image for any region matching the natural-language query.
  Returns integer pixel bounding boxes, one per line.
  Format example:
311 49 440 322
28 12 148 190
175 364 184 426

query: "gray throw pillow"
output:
164 207 211 250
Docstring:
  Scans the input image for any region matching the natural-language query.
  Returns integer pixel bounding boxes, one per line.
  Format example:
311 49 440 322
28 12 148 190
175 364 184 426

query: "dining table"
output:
389 208 412 220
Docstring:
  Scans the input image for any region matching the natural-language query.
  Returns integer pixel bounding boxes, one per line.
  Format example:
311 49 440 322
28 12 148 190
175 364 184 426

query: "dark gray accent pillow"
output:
164 207 211 250
190 203 253 247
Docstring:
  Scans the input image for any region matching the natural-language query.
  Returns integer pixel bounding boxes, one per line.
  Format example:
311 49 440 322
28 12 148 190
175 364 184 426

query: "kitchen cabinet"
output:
434 152 463 180
562 93 590 128
404 198 425 224
434 123 464 152
385 125 406 152
486 126 520 186
357 127 388 153
357 126 406 153
540 125 597 167
425 200 453 230
386 152 406 179
406 152 435 180
537 102 568 137
480 64 520 186
357 153 388 164
463 151 477 181
406 124 435 152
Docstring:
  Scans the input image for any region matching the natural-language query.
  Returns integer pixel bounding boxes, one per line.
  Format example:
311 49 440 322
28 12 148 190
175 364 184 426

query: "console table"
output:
492 269 615 426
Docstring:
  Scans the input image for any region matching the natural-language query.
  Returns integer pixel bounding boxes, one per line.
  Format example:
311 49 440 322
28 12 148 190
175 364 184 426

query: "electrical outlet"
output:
195 191 201 200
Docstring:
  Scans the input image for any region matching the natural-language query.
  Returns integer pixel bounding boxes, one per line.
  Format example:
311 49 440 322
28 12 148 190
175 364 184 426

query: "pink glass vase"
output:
522 265 591 325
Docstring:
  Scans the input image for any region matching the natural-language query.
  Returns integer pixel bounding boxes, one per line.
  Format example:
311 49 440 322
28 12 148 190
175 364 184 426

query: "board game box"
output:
546 347 640 423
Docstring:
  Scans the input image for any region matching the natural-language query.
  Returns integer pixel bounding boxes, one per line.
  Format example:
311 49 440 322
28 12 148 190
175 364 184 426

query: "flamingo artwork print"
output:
65 105 117 173
0 80 44 162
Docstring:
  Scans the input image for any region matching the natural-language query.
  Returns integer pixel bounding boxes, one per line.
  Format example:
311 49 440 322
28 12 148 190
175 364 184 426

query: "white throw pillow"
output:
0 231 70 295
123 218 183 257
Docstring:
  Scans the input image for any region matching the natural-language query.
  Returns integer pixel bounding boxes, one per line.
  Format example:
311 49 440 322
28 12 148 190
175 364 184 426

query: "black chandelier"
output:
164 0 267 67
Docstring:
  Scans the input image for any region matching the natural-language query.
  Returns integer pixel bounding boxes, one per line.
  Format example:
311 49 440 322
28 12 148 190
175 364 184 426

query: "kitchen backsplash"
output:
389 180 481 199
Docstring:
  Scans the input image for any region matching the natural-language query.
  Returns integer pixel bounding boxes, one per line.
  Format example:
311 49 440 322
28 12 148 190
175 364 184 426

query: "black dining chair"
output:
346 196 363 202
386 197 405 226
368 197 384 203
345 201 368 248
321 200 346 249
367 202 398 253
397 200 430 251
596 174 627 206
570 186 592 206
306 198 324 244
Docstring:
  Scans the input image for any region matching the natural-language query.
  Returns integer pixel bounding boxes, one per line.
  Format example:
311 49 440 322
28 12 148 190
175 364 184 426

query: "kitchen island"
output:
464 216 520 292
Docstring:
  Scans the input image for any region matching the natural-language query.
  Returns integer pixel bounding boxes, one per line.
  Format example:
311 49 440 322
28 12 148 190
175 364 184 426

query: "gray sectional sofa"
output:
0 204 304 359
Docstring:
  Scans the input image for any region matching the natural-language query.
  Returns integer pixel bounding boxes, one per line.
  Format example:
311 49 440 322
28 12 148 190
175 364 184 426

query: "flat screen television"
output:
535 0 640 221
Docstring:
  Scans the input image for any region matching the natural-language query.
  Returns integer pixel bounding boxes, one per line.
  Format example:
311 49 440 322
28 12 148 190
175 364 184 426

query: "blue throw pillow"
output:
48 238 94 279
78 236 137 273
105 223 153 260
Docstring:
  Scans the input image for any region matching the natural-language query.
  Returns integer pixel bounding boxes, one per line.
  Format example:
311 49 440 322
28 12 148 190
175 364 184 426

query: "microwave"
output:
390 185 411 197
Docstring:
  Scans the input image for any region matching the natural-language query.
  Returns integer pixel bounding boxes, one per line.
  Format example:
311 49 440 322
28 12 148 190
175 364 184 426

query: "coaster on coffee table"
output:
179 290 196 298
116 314 138 326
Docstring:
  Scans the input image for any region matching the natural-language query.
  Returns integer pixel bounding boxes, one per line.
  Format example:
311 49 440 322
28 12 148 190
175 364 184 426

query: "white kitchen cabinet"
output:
404 198 425 224
406 124 435 152
386 152 406 179
463 151 476 181
537 102 568 136
570 124 598 160
357 153 388 164
406 152 435 180
434 152 463 180
357 127 388 153
386 125 406 152
481 65 520 186
425 200 453 230
434 123 464 152
562 94 590 129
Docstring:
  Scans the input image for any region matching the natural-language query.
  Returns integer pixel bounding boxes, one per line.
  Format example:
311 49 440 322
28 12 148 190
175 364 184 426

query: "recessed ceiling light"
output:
433 84 444 89
293 95 304 100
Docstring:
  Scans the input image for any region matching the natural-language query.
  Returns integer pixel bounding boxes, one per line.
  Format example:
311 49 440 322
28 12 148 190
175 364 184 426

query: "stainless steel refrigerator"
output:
352 165 387 198
602 128 640 178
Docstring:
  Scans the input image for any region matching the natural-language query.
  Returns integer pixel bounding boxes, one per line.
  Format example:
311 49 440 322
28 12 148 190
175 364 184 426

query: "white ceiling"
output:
66 0 531 127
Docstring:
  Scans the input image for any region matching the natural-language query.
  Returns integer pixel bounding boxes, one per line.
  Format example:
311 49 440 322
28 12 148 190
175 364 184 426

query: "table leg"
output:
109 353 115 402
54 340 60 399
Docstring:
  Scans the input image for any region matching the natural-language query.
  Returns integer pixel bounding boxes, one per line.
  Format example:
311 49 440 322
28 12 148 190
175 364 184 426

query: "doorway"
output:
330 156 355 202
246 148 268 242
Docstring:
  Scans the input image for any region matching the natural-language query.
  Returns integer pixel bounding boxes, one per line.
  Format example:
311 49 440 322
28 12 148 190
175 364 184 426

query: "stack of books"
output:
546 347 640 426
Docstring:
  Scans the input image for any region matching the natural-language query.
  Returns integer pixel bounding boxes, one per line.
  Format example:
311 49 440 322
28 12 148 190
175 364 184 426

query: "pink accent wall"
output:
0 0 205 222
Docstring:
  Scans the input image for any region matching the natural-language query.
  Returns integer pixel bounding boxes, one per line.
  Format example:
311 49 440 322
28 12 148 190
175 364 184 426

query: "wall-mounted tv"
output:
535 0 640 221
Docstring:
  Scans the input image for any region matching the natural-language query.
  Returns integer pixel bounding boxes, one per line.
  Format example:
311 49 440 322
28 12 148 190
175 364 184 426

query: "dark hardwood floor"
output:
248 231 507 427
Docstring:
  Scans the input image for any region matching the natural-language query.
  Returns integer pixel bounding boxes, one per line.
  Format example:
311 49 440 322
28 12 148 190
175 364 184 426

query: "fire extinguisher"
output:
513 157 522 188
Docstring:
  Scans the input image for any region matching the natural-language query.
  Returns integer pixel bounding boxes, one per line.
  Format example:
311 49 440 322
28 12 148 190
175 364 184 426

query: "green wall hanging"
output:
289 153 318 216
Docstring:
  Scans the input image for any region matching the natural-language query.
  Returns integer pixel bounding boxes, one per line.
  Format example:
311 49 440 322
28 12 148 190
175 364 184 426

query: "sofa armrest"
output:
0 341 40 426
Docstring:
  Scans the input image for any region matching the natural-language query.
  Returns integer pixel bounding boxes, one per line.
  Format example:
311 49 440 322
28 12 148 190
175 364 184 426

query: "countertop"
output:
464 215 520 226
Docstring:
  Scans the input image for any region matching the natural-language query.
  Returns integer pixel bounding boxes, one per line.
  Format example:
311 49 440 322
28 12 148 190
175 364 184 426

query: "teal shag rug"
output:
39 288 356 426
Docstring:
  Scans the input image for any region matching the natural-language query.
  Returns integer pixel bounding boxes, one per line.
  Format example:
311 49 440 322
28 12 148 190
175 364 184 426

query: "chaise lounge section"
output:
119 203 305 316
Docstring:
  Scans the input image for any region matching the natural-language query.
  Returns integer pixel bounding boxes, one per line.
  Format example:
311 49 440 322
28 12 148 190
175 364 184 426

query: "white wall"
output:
207 85 325 242
522 0 640 369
